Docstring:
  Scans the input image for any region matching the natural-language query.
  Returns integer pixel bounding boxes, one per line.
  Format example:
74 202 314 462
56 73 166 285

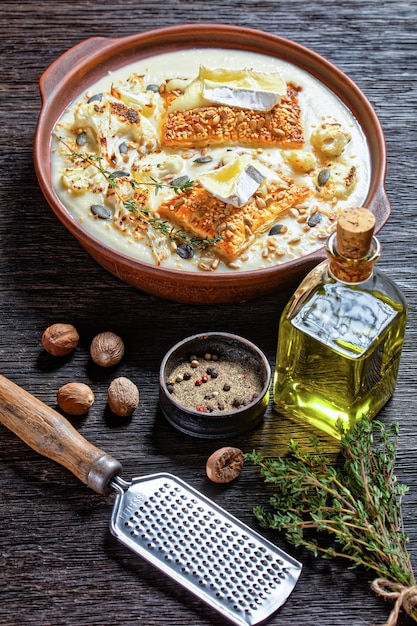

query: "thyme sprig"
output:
57 136 219 251
246 419 415 590
79 152 120 188
56 136 195 194
124 200 222 251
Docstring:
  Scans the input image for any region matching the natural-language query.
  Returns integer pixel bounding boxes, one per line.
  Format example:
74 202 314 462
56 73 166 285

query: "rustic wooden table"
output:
1 1 416 625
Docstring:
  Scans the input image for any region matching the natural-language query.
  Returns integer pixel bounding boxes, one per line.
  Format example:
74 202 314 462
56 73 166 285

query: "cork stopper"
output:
337 207 376 259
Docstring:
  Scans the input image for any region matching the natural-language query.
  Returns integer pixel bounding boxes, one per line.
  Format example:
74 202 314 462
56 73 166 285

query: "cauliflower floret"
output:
73 97 159 165
110 82 157 117
145 224 170 265
157 154 184 176
310 122 351 158
105 177 134 209
316 163 357 200
61 164 108 194
282 149 316 173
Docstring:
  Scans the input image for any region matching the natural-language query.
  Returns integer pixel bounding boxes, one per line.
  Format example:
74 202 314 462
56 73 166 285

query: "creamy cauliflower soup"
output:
51 48 371 273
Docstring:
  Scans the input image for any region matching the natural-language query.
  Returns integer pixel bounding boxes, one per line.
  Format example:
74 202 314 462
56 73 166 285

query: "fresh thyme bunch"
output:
246 419 417 625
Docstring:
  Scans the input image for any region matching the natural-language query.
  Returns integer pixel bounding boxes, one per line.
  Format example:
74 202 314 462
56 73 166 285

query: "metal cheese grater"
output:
110 473 301 625
0 375 301 626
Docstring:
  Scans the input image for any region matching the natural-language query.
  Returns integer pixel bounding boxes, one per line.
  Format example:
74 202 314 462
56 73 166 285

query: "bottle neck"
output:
327 231 381 283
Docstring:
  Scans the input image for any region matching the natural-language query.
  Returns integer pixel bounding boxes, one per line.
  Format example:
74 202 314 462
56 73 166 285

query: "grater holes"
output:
120 480 294 615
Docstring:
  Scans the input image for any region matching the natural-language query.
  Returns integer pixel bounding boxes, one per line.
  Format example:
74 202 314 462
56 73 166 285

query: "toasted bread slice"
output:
161 84 304 149
157 175 311 262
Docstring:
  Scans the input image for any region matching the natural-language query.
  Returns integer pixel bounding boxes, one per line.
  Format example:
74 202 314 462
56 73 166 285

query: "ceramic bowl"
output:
159 332 271 438
34 24 390 304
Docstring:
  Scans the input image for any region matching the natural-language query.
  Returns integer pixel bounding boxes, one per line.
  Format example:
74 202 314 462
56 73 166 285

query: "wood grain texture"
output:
0 375 122 493
1 1 417 625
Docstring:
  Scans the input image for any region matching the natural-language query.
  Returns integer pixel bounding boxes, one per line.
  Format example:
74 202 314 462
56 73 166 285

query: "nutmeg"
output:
90 331 125 367
57 382 95 415
206 446 244 483
42 323 79 356
108 376 139 417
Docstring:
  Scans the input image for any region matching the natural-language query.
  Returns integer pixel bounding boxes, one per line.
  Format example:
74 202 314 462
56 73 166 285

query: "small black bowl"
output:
159 332 271 438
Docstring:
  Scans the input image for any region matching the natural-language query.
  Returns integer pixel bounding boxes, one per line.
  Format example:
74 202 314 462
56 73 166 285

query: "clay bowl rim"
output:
33 23 390 299
159 331 272 436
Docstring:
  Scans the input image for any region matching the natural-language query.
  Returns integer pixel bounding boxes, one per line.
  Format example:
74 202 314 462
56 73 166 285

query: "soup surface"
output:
51 48 371 273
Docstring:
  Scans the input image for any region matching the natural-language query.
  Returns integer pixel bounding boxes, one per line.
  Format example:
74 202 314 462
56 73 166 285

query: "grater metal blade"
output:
0 374 301 625
110 473 301 626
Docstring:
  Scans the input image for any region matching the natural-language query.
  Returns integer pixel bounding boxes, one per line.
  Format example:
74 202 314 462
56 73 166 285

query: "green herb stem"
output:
57 136 194 194
246 420 415 588
56 136 219 251
124 198 222 251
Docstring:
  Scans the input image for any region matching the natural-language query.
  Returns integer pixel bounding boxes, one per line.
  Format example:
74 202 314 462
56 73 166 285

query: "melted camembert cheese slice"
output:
198 155 266 208
158 172 311 262
161 83 304 149
167 66 287 113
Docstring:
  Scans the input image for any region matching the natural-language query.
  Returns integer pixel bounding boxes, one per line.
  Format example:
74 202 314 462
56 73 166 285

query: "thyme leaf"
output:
123 199 222 250
246 419 415 588
170 176 194 194
56 136 195 194
57 136 213 251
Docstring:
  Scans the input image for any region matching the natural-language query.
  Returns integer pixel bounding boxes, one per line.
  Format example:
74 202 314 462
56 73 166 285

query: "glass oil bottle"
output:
273 207 407 438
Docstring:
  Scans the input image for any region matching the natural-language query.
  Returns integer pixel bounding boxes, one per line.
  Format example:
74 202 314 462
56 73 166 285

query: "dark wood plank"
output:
0 2 416 625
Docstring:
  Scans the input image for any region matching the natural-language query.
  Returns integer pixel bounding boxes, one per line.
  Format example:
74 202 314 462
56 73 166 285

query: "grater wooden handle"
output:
0 375 122 494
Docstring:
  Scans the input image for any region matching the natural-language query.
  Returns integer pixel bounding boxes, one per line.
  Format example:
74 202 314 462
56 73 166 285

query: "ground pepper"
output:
167 351 263 413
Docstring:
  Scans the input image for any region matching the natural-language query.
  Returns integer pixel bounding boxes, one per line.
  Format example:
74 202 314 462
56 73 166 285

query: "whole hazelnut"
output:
108 377 139 417
42 323 79 356
57 382 95 415
90 331 125 367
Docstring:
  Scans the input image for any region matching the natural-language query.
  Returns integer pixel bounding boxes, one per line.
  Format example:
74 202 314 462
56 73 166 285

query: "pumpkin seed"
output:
87 93 103 103
146 84 160 92
76 131 88 146
109 170 130 179
194 156 213 164
170 175 190 188
119 142 128 154
91 204 112 219
268 224 285 236
307 212 322 227
317 168 330 186
176 244 194 259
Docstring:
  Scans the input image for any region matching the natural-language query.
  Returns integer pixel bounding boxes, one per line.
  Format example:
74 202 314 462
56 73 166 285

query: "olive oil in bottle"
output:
274 207 407 438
